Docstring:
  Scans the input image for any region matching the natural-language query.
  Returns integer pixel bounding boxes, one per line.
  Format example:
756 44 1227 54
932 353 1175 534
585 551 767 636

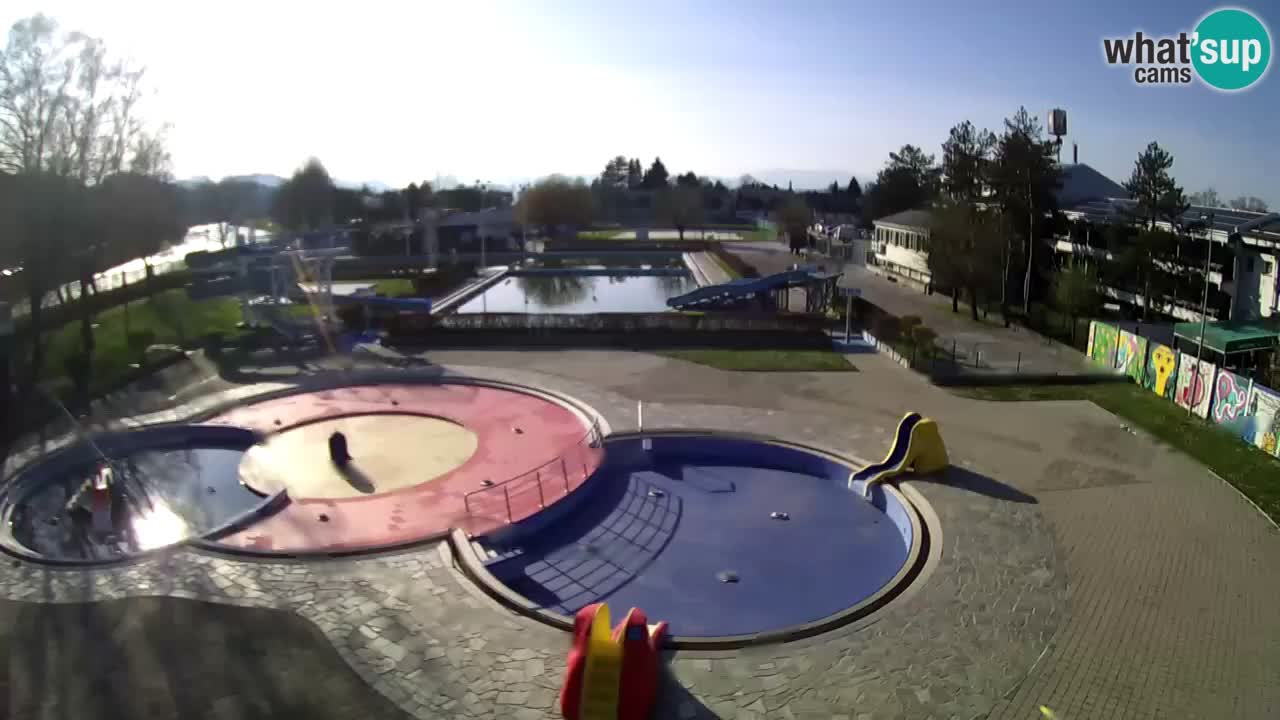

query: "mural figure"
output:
1212 371 1249 425
1243 386 1280 457
1145 345 1177 398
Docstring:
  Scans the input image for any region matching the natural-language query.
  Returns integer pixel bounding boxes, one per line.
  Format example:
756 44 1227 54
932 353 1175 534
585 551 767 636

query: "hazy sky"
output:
6 1 1277 204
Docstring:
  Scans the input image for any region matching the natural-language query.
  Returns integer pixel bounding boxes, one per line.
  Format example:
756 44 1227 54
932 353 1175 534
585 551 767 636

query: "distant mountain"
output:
336 179 391 193
223 173 287 187
750 169 862 191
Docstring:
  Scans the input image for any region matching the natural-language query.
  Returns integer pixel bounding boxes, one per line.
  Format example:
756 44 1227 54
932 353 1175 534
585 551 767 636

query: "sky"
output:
5 0 1278 204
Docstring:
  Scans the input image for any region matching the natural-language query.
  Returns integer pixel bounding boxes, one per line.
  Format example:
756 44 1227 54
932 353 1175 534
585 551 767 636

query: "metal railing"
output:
461 419 605 526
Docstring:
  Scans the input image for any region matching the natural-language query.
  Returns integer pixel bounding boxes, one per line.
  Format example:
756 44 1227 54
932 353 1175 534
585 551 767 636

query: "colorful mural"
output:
1089 323 1118 368
1115 331 1147 384
1086 322 1097 359
1211 371 1251 427
1143 344 1179 399
1241 385 1280 457
1174 352 1214 418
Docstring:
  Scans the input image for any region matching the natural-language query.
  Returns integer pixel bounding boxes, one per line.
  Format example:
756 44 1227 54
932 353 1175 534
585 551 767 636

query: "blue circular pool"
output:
475 433 924 640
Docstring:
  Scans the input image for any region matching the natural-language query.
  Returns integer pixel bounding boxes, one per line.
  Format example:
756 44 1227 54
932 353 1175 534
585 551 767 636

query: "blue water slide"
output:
666 267 823 309
850 412 923 483
331 294 432 312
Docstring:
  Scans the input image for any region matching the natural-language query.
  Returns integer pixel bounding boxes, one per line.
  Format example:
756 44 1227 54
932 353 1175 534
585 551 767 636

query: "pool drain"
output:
770 511 790 520
648 489 666 498
717 570 740 583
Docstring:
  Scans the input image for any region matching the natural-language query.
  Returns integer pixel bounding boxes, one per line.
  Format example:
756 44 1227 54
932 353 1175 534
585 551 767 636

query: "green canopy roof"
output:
1173 321 1280 355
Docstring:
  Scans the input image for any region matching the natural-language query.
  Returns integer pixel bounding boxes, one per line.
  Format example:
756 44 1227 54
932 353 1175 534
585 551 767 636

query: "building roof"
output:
1173 321 1280 355
1055 163 1130 206
873 209 933 231
1061 198 1280 246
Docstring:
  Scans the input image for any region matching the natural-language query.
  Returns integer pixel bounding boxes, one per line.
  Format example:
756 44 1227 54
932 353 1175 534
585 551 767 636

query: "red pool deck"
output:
204 383 602 554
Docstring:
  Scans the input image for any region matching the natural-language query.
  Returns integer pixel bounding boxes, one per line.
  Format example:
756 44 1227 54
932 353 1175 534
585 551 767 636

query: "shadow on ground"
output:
653 656 719 718
0 596 414 720
915 465 1039 504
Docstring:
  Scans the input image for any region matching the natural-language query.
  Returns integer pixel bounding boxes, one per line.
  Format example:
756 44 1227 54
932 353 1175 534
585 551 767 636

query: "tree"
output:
1188 187 1222 208
656 185 704 240
1 15 167 180
777 197 812 253
989 106 1062 316
626 158 643 189
928 202 1002 320
273 157 335 229
514 175 594 239
601 156 629 188
1116 227 1179 320
641 157 669 189
738 174 760 189
1229 195 1269 213
846 176 863 212
941 120 995 203
865 144 939 220
1124 141 1187 229
1052 260 1101 342
675 171 700 188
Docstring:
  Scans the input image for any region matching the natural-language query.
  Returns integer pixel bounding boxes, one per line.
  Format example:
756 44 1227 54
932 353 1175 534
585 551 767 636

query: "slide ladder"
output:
849 412 949 496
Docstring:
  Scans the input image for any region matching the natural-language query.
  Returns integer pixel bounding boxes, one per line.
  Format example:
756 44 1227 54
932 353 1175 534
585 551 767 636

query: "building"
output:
1054 198 1280 322
870 209 934 287
435 207 522 252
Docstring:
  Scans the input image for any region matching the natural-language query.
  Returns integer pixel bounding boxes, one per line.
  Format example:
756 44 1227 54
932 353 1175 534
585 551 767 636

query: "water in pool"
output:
9 447 265 561
455 273 695 314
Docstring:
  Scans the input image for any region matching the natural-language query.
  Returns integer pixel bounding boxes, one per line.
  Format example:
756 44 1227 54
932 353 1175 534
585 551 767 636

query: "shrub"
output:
911 325 938 353
899 315 923 334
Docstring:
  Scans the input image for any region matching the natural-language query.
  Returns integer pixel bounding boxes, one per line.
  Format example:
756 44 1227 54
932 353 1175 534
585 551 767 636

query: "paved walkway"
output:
724 241 1095 375
1 348 1278 718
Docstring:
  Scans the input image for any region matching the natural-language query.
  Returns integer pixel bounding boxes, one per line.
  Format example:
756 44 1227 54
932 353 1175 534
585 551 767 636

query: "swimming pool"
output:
473 433 923 640
453 271 696 314
1 425 273 563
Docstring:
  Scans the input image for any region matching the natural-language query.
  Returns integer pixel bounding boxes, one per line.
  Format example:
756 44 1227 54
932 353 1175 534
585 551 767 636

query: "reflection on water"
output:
455 273 696 314
9 447 263 561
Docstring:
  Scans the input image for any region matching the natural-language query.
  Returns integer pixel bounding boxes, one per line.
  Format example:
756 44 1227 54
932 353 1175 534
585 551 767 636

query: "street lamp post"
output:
1190 212 1214 415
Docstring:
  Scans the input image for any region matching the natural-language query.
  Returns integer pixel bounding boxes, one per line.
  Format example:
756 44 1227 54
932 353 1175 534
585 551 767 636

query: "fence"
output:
1086 320 1280 459
462 419 605 526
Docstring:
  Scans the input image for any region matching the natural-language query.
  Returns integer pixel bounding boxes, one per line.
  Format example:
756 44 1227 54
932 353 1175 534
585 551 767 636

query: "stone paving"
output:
1 348 1278 718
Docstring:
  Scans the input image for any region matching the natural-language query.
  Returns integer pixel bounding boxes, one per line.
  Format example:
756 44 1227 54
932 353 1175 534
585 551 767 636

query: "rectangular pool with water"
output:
454 272 696 314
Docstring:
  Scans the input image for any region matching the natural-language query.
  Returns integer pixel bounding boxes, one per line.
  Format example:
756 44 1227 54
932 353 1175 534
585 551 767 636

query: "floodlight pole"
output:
1190 212 1213 416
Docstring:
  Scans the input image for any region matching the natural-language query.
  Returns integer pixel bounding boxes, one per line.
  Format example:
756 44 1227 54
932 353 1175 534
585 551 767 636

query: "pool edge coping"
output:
450 429 939 651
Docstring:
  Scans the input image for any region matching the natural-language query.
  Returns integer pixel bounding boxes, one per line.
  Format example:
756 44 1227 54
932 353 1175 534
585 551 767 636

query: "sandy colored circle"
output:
239 414 479 499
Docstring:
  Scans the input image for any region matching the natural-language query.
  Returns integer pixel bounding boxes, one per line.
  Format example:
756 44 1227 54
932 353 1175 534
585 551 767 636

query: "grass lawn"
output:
372 278 417 296
657 348 856 372
956 382 1280 522
740 227 778 242
33 289 302 397
577 229 623 240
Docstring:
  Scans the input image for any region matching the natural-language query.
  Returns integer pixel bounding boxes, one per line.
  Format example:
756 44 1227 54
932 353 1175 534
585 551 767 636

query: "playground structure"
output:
665 266 842 312
560 603 667 720
189 245 431 346
849 412 949 495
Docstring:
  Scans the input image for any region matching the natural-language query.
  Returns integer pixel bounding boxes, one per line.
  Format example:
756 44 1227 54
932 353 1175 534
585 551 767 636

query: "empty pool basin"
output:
474 432 925 641
0 425 278 564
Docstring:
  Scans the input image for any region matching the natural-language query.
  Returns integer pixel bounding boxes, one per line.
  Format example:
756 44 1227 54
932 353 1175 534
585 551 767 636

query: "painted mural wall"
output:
1241 385 1280 457
1211 370 1252 433
1174 352 1215 418
1143 343 1179 400
1089 322 1118 368
1115 331 1147 384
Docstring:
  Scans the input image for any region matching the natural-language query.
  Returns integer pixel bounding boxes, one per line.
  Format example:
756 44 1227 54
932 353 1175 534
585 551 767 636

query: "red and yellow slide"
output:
559 604 668 720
